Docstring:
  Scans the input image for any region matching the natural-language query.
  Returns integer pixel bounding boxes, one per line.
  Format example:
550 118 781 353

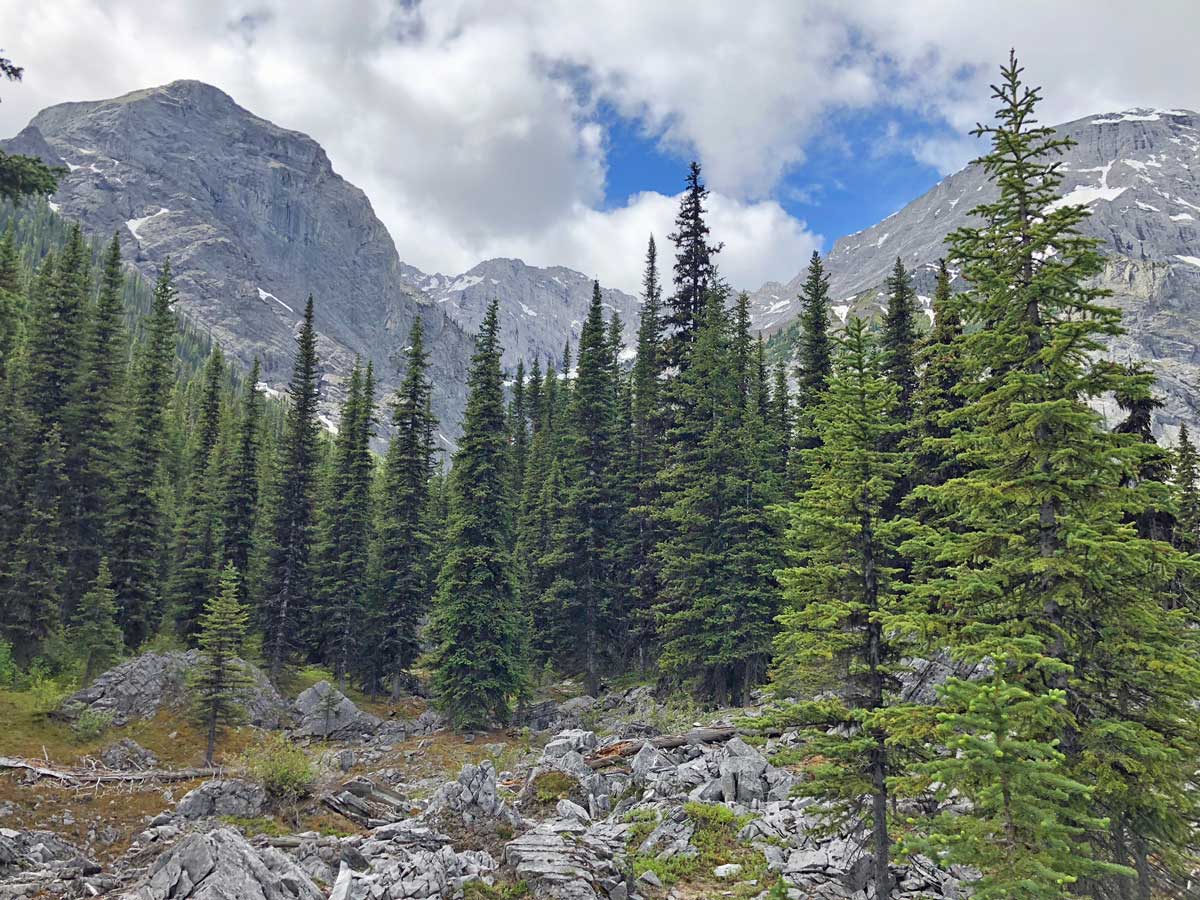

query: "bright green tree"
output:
428 300 526 728
71 557 124 685
191 563 252 765
767 319 917 897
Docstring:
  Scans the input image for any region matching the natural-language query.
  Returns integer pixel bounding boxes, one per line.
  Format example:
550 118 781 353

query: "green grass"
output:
628 802 772 898
462 880 531 899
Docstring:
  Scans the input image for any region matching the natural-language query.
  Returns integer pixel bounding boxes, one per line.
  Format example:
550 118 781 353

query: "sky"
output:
2 1 1200 294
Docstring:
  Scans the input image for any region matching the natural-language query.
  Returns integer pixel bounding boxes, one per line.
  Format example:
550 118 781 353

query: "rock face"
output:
60 650 288 728
291 681 382 740
122 828 323 900
751 107 1200 436
3 80 640 442
398 258 639 372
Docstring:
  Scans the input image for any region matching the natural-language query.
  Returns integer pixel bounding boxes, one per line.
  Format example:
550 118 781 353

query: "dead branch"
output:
0 755 217 785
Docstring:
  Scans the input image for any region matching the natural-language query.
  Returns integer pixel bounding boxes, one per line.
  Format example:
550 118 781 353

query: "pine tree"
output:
370 319 437 697
509 358 529 498
1 425 68 661
110 261 177 647
221 360 263 593
526 356 543 435
71 557 124 685
313 361 375 687
792 251 833 464
908 53 1200 896
428 300 526 728
1174 424 1200 556
665 162 721 368
0 225 23 383
881 257 920 426
767 319 917 896
64 233 128 608
191 563 252 765
263 297 322 681
169 347 226 639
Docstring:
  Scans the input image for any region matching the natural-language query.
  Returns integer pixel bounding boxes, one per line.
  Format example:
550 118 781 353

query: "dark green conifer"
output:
71 557 124 685
191 563 252 765
428 301 526 728
665 162 721 367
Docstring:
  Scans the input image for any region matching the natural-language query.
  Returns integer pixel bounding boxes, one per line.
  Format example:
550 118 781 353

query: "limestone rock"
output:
100 738 159 771
60 651 287 728
292 682 381 739
175 779 267 820
122 828 323 900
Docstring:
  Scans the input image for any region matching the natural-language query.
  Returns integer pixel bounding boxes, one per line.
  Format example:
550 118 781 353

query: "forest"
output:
1 54 1198 899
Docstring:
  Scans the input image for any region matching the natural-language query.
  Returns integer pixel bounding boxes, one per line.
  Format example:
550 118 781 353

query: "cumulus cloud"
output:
1 0 1197 291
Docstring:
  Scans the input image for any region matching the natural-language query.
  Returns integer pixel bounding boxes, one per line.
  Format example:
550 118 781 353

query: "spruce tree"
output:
1174 424 1200 557
110 261 177 647
791 251 833 465
428 300 526 728
169 347 226 639
654 290 776 705
768 319 917 897
509 358 529 498
64 233 128 608
543 281 619 691
1 425 68 661
263 297 322 680
313 361 375 687
370 319 437 697
627 236 666 657
221 359 263 592
665 162 721 368
191 563 252 765
526 355 543 434
71 557 124 685
0 224 20 382
881 257 920 426
908 53 1200 896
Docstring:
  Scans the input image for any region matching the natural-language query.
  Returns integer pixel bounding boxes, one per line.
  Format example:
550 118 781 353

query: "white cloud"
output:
1 0 1198 292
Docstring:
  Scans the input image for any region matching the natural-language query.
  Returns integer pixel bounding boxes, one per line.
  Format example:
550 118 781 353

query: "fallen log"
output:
583 726 736 770
0 755 217 784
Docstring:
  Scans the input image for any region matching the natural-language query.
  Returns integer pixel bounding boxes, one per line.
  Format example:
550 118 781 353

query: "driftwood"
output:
582 726 736 770
0 755 217 785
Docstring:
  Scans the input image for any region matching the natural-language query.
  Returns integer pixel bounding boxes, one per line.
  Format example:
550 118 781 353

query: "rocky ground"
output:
0 653 979 900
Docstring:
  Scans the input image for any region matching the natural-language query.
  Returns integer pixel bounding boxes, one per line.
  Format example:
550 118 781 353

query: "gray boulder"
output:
61 651 287 728
175 779 267 820
422 760 522 828
123 828 322 900
718 738 769 804
292 681 381 739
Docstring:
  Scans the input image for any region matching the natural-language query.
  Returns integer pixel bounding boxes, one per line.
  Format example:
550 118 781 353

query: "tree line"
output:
1 53 1197 899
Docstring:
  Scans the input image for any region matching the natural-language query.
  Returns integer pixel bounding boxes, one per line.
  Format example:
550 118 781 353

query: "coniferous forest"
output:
2 54 1199 900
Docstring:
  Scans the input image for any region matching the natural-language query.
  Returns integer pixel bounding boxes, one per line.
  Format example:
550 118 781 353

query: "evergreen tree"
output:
428 300 526 728
768 319 916 897
191 563 252 765
655 290 776 705
881 257 920 426
169 347 226 639
908 53 1200 896
0 225 23 383
64 233 128 608
23 224 87 441
665 162 721 367
263 297 322 680
313 361 375 687
221 359 263 592
626 236 666 657
910 260 966 496
543 281 619 691
791 251 833 466
510 358 529 495
526 356 543 434
71 557 124 685
110 261 177 647
370 319 437 697
1 425 68 661
1174 424 1200 557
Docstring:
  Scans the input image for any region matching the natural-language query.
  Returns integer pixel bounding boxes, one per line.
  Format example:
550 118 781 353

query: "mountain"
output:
398 257 640 371
2 80 637 440
750 107 1200 437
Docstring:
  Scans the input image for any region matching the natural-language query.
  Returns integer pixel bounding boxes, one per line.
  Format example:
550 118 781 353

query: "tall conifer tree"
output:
665 162 721 368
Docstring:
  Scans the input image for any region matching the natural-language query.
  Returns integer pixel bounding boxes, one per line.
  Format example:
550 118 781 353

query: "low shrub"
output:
70 707 115 742
532 770 577 803
237 733 316 806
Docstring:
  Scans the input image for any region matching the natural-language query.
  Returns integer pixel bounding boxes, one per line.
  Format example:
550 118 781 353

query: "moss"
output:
462 880 531 899
532 770 578 803
219 815 289 837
